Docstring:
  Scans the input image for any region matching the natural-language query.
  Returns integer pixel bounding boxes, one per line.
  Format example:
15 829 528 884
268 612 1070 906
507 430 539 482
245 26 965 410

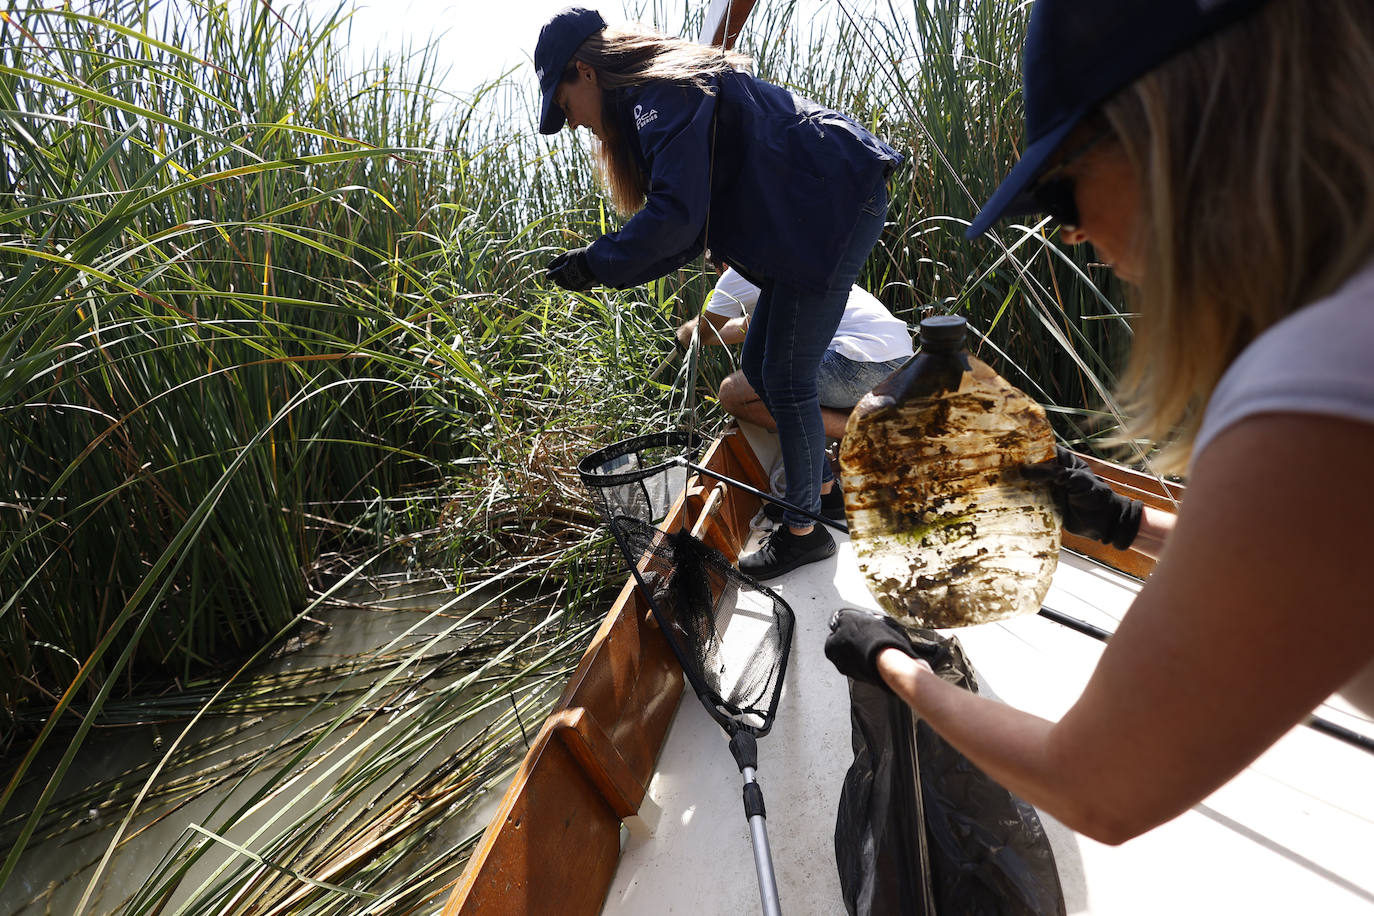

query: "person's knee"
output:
760 357 822 408
718 372 756 416
760 379 816 410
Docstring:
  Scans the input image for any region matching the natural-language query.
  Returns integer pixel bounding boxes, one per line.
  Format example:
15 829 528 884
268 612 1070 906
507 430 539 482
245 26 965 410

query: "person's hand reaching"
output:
825 607 947 691
546 247 596 291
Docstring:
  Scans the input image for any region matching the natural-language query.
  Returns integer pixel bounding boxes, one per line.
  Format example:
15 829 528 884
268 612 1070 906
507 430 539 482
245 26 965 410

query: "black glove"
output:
1022 445 1143 550
546 247 596 291
825 607 944 692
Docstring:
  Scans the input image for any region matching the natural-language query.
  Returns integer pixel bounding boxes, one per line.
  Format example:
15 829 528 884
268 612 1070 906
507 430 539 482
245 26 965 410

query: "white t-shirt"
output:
703 268 913 363
1194 260 1374 461
1192 256 1374 714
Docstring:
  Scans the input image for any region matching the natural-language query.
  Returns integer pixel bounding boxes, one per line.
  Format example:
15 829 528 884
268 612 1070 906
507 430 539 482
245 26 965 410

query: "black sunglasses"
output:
1032 177 1081 229
1029 125 1111 228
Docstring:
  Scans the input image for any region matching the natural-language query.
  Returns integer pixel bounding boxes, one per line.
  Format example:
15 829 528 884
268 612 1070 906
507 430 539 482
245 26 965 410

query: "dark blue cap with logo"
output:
535 6 607 135
966 0 1274 239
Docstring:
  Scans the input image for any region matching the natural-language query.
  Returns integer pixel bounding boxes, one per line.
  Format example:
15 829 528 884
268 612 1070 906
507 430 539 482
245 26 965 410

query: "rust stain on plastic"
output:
840 354 1059 629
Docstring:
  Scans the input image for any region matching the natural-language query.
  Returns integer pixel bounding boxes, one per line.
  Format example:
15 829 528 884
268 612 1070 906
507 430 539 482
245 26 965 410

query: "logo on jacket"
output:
633 104 658 130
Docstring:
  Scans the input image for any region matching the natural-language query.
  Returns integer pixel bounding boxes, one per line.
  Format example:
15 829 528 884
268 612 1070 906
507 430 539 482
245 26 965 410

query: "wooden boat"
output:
444 5 1372 911
441 420 1374 915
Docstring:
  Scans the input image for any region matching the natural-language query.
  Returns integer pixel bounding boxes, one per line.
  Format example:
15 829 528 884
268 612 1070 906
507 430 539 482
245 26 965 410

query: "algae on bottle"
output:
839 315 1060 630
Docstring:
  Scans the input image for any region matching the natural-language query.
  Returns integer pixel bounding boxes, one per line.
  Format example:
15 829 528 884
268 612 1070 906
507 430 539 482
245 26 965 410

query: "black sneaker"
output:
763 486 846 524
738 525 837 581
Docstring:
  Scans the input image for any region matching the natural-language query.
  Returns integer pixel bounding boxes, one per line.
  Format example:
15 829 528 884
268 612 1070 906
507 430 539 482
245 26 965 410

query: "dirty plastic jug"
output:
839 315 1059 629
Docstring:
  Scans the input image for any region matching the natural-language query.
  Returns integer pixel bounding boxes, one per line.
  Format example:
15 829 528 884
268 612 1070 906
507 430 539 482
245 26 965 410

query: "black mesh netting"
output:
579 432 794 736
611 516 793 735
578 431 704 528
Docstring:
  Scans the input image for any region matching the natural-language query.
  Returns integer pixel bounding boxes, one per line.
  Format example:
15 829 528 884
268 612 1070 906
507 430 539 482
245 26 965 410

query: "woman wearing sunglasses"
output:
828 0 1374 844
533 7 902 580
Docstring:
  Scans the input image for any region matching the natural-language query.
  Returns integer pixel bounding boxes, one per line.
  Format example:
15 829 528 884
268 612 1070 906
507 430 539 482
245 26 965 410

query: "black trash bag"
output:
835 630 1066 916
835 676 937 916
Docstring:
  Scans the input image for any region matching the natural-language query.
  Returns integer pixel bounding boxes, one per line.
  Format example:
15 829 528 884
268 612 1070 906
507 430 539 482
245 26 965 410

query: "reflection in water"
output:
1 567 598 915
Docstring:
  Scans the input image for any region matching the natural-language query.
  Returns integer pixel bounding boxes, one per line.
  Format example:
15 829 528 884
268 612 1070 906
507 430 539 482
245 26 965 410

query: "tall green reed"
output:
1 0 418 716
0 0 701 894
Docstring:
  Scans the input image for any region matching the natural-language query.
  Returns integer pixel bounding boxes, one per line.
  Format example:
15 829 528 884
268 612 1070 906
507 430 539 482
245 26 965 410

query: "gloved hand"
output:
825 607 945 692
1022 445 1143 550
546 247 596 291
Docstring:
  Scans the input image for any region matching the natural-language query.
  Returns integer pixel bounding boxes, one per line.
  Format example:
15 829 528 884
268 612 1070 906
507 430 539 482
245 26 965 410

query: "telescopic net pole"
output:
730 730 782 916
579 432 796 915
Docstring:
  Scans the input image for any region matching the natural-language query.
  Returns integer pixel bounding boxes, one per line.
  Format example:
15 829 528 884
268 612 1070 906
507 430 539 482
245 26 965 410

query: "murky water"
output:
1 569 574 915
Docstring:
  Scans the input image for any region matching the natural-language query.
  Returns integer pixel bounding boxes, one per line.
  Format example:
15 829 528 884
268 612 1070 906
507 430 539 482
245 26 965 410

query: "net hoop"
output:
577 431 704 489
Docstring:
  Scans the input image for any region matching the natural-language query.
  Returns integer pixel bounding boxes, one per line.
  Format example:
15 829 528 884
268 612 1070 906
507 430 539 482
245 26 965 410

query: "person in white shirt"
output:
677 264 912 442
826 0 1374 848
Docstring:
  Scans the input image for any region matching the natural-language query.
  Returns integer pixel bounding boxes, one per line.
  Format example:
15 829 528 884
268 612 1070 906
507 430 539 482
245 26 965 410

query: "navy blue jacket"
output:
584 69 903 292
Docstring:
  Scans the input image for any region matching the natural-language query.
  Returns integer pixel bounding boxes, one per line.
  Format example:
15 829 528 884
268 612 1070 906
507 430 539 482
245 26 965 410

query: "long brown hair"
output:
1102 0 1374 473
566 25 750 215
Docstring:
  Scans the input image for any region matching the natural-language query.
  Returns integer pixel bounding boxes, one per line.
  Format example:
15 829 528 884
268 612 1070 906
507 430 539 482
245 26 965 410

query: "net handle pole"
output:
742 766 782 916
730 731 782 916
671 458 849 534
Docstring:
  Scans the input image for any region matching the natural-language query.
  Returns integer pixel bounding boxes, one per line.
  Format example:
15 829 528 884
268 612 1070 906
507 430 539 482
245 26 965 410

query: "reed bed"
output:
0 0 1137 910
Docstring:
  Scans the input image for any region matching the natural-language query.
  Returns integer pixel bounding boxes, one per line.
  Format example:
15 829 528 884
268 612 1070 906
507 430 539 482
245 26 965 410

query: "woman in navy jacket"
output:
536 7 902 579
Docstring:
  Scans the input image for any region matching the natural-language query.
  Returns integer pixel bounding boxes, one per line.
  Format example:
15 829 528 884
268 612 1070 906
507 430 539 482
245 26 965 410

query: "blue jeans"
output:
817 352 908 409
741 181 889 529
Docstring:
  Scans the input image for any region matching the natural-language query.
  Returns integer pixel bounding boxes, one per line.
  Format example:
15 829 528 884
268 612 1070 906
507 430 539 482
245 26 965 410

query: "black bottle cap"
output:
919 315 968 352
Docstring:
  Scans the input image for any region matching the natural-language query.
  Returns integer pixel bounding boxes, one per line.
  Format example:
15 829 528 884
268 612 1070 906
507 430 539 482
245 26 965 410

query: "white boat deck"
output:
602 494 1374 914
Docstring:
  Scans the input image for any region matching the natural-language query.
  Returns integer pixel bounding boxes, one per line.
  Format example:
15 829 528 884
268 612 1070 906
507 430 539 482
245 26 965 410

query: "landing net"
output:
579 433 794 736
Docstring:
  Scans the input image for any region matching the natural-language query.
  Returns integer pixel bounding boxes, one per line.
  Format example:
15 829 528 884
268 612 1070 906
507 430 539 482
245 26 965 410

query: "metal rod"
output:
741 767 783 916
1035 605 1114 641
673 457 849 533
1302 715 1374 754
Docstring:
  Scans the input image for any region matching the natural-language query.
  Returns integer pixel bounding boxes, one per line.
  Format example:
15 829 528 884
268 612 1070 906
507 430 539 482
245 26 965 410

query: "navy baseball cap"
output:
535 7 607 135
965 0 1274 239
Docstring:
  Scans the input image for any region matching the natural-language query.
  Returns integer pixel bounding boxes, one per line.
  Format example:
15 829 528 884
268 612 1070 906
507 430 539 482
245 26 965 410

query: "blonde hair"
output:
567 25 750 214
1102 0 1374 474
